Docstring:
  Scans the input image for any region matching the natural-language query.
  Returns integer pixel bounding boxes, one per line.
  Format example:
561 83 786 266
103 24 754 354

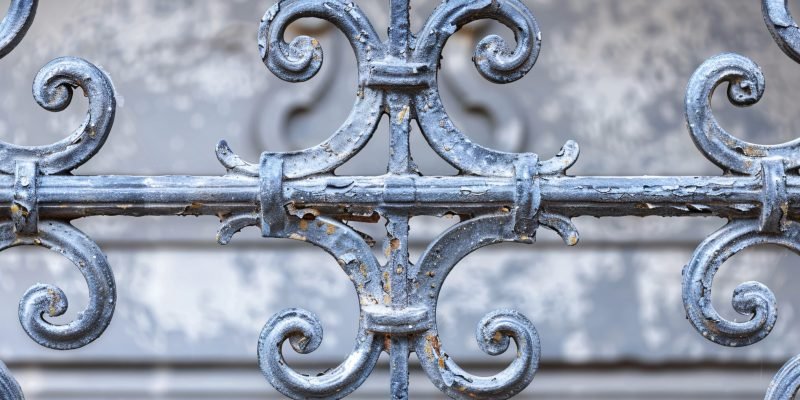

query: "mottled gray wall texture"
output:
1 0 800 399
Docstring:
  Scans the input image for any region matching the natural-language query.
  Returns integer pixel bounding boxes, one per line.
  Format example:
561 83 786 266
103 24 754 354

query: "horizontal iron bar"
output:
0 174 789 220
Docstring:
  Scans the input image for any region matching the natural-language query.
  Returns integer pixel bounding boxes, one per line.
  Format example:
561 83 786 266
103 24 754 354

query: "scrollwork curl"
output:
0 220 117 350
11 222 116 350
685 53 800 175
258 308 383 400
0 57 116 175
259 0 383 83
414 310 540 400
681 219 800 347
220 0 387 178
0 0 37 60
414 0 541 84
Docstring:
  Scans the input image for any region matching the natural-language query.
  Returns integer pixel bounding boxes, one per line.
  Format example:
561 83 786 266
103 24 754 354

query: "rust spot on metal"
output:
178 202 204 216
566 234 579 246
47 288 59 317
385 238 401 257
11 203 28 218
383 271 391 292
289 233 307 241
384 334 392 351
396 105 409 123
493 331 504 343
741 145 766 157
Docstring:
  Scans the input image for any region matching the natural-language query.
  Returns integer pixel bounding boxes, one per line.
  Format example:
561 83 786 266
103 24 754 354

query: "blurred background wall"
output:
2 0 800 398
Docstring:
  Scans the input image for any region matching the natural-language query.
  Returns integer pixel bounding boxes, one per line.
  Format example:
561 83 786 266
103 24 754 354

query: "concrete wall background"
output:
1 0 800 398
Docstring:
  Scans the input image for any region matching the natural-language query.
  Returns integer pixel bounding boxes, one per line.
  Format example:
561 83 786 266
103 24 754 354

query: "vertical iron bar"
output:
388 0 411 59
386 215 411 400
387 0 412 173
387 1 412 399
388 94 414 174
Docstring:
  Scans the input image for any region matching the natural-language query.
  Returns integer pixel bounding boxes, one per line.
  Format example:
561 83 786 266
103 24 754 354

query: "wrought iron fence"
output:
1 0 800 398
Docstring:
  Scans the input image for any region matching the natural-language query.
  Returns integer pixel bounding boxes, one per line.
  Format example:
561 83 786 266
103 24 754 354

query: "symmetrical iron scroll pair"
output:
2 0 800 398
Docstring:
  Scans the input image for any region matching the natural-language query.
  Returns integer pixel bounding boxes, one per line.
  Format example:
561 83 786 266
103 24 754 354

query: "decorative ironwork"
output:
0 0 800 398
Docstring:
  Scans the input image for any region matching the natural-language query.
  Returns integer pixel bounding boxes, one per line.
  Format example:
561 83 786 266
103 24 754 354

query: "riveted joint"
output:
384 175 416 204
259 154 286 237
513 154 541 237
363 61 434 90
758 158 788 233
12 160 39 235
362 305 430 334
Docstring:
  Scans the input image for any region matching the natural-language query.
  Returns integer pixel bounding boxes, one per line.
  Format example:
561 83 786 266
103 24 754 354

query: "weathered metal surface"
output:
1 0 800 399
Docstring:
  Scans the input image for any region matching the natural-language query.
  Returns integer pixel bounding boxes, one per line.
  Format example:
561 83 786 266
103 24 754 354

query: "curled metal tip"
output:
415 0 541 84
259 0 381 83
681 220 798 348
539 212 580 246
216 140 259 176
257 308 382 399
3 221 117 350
415 309 541 399
216 213 259 245
0 57 116 176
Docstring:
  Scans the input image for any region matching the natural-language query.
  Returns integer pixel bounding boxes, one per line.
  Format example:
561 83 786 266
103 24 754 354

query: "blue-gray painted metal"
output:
0 0 800 398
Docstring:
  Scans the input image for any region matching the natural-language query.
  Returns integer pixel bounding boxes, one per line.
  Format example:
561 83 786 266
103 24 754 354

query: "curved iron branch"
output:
217 86 382 178
414 88 578 177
